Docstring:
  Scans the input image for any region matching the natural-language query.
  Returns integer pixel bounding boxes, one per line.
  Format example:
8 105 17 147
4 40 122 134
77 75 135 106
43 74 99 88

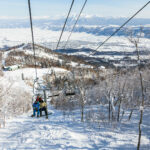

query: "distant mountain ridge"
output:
0 16 150 38
1 16 150 26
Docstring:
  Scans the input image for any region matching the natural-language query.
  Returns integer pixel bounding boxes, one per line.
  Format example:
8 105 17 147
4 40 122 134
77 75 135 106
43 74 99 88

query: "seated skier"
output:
36 94 42 102
32 99 40 117
39 99 48 118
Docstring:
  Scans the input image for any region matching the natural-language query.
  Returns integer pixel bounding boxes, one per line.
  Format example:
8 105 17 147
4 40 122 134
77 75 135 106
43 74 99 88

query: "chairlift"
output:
49 94 59 98
48 90 61 98
64 86 80 96
65 92 76 96
32 78 51 118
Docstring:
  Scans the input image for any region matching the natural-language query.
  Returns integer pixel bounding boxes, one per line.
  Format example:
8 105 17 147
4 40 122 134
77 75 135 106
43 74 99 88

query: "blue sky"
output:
0 0 149 19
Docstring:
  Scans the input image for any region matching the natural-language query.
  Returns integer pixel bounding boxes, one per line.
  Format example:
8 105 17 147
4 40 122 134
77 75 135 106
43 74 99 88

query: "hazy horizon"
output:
0 0 149 19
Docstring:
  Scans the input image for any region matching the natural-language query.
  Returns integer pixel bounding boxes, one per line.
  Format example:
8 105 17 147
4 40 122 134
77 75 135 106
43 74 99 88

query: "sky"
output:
0 0 150 19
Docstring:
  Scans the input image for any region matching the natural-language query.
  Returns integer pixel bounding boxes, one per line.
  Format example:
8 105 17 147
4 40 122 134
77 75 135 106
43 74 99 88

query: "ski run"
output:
0 104 150 149
0 69 150 150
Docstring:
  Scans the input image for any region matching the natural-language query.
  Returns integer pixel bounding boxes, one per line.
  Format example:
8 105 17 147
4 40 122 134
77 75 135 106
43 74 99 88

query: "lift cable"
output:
63 0 88 49
46 0 75 78
94 1 150 53
28 0 38 80
55 0 75 50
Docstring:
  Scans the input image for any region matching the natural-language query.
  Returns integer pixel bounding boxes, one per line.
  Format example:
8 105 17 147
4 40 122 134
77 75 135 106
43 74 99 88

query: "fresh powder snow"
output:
0 69 150 150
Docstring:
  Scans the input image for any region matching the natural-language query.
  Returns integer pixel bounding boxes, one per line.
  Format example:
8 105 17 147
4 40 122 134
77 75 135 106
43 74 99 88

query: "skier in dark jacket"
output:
32 100 40 117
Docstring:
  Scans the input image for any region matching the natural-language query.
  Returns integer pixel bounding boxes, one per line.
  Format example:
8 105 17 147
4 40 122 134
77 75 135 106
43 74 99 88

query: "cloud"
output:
0 16 27 20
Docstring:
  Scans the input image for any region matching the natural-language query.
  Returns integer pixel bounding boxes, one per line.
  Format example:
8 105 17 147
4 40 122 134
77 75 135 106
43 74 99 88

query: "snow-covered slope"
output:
0 27 150 67
0 68 69 119
0 16 150 150
0 65 150 149
0 104 150 149
0 17 150 68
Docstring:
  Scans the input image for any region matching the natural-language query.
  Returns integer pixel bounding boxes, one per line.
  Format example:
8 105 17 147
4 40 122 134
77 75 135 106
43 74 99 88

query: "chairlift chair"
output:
32 78 51 117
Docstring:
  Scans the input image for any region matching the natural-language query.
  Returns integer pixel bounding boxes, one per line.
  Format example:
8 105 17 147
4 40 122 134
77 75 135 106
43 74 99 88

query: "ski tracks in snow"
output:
0 109 93 150
0 107 150 150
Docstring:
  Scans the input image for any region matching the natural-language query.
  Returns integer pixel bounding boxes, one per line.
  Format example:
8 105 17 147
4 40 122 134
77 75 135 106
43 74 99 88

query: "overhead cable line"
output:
94 1 150 52
55 0 75 50
64 0 88 49
28 0 38 80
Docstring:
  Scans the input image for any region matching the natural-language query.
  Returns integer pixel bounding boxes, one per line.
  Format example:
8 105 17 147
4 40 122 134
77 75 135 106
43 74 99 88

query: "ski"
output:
40 112 53 117
30 112 52 118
